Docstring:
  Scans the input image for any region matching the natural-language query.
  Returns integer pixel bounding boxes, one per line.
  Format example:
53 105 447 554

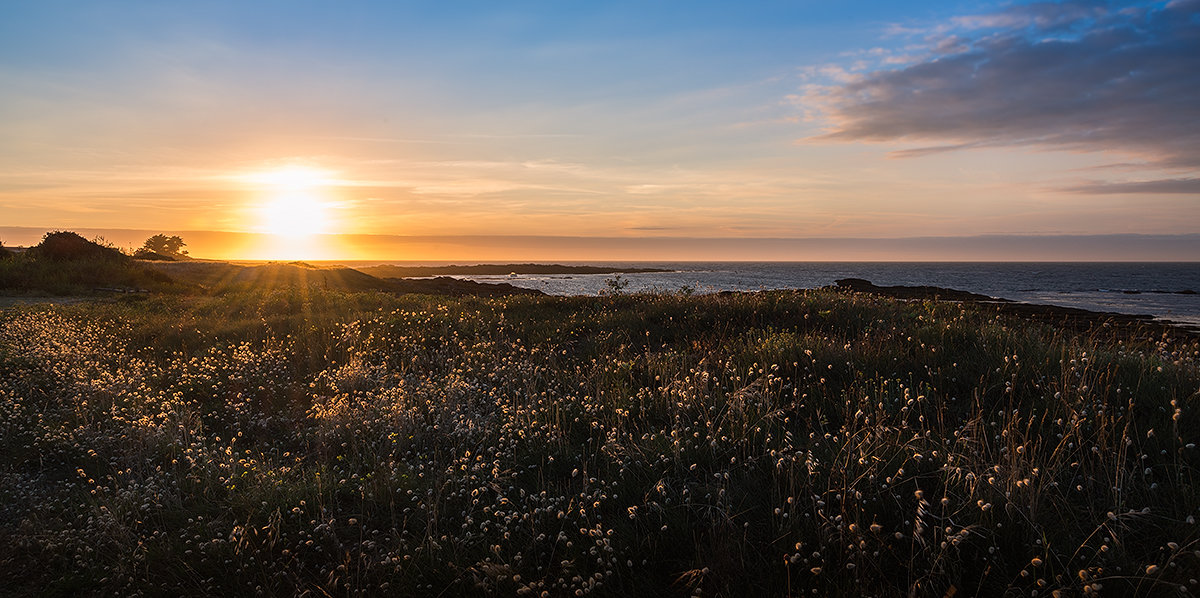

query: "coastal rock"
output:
386 276 544 297
833 277 1195 337
832 278 1005 302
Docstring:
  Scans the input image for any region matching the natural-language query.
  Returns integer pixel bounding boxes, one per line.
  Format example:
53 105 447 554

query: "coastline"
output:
355 263 672 277
829 277 1199 337
434 262 1200 327
4 253 1197 336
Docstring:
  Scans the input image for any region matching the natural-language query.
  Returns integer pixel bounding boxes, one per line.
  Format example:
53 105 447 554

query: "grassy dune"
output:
1 289 1197 597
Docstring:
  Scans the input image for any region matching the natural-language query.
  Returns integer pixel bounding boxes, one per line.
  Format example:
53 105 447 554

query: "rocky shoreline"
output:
831 277 1197 338
386 275 544 297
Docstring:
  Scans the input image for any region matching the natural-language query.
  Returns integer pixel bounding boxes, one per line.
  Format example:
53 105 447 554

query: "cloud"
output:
1063 177 1200 194
951 1 1109 31
815 1 1200 169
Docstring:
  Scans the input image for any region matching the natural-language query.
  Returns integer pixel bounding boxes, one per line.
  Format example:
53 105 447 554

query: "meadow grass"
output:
0 288 1197 597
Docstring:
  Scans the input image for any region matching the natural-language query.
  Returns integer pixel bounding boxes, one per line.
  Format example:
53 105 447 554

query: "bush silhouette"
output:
29 231 128 262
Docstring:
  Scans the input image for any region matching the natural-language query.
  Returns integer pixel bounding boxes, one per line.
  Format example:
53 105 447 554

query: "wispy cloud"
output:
1063 177 1200 194
950 1 1110 31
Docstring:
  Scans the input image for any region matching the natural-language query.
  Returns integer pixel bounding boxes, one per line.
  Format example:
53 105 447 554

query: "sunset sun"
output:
240 165 341 259
246 166 336 237
259 191 328 237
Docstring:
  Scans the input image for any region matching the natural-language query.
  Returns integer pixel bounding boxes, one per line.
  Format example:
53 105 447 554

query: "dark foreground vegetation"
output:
1 288 1198 597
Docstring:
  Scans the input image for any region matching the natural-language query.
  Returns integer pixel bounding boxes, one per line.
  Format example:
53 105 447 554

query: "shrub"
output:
28 231 127 262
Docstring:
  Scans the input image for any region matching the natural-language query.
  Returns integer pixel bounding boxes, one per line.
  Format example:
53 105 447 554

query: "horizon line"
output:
3 226 1197 262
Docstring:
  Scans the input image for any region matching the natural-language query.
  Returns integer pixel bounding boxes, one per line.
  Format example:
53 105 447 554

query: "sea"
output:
381 262 1200 328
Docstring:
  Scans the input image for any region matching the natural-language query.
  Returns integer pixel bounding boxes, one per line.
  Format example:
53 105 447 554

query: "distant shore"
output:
3 239 1197 337
354 263 672 277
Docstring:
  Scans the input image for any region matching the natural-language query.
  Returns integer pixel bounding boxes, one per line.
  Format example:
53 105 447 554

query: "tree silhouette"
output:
138 234 188 259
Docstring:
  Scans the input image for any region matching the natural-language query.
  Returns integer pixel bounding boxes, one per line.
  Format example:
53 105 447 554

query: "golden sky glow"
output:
1 1 1197 260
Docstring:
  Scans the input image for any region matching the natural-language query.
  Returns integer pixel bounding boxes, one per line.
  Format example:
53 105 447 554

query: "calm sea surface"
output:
414 262 1200 327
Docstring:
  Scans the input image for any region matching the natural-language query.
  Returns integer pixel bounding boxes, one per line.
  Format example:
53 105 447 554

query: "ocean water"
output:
441 262 1200 327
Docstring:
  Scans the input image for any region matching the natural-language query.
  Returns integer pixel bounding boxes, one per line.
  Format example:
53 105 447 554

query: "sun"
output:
259 190 328 237
243 166 337 238
237 165 343 259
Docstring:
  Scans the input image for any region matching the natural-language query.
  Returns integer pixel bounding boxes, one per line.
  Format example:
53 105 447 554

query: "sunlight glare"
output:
241 165 342 259
260 191 328 237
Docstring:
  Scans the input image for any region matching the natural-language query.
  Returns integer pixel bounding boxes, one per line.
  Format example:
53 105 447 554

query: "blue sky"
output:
1 0 1196 259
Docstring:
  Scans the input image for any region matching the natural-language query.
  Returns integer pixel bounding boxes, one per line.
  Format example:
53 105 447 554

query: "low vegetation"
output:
1 288 1197 596
0 231 542 298
0 232 186 295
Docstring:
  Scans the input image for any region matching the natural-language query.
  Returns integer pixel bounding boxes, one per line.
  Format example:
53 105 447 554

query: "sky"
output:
1 0 1197 260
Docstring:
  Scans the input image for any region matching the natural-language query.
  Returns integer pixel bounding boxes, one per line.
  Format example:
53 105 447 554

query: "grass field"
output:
1 288 1197 596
